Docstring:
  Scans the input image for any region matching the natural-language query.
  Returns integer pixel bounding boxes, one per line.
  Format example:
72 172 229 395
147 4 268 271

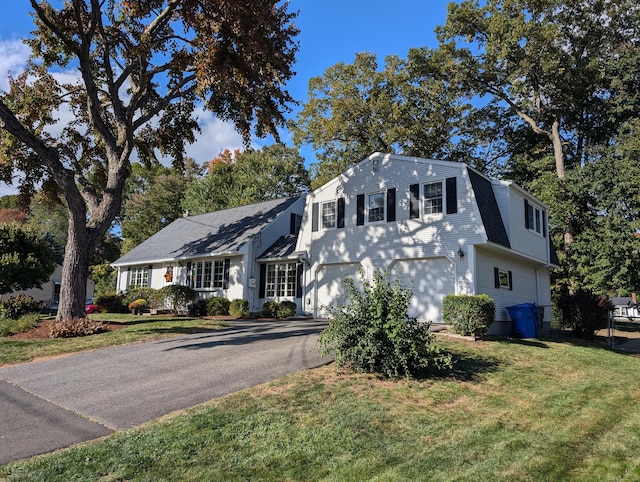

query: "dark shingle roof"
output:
467 169 511 249
257 234 298 261
113 197 300 266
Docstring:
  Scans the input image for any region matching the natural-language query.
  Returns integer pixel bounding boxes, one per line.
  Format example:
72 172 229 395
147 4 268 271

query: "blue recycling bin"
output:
506 303 538 338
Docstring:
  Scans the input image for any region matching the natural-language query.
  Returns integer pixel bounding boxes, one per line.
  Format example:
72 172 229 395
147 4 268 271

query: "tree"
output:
120 161 201 253
0 1 299 320
292 51 469 188
182 145 310 214
0 224 56 296
432 0 640 294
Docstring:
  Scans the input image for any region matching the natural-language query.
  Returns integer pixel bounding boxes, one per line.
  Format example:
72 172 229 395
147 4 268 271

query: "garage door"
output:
315 263 362 317
390 257 456 323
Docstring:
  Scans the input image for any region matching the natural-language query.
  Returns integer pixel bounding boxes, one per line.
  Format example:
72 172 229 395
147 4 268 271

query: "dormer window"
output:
525 200 544 236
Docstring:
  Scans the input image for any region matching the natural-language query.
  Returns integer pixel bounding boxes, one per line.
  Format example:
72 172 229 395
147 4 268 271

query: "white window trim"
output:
367 191 385 224
498 269 511 289
422 179 445 219
265 262 298 299
526 202 544 236
191 260 225 290
321 200 337 230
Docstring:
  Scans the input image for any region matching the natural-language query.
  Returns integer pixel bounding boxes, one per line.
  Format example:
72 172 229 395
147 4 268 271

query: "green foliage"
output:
229 299 249 318
442 294 495 337
181 145 310 215
293 52 466 188
206 297 231 316
49 318 107 338
89 262 117 297
557 290 611 339
123 288 157 308
94 292 126 313
0 224 56 295
0 313 39 337
0 294 42 320
277 300 297 318
157 285 197 315
318 271 452 378
262 301 280 318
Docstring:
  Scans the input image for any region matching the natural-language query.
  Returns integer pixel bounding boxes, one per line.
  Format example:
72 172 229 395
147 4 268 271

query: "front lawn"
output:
0 314 230 366
3 336 640 480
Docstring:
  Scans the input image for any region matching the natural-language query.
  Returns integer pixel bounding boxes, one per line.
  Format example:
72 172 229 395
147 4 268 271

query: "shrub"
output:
123 287 157 308
50 318 107 338
558 290 611 339
206 297 231 316
95 292 126 313
0 313 40 336
157 285 197 315
128 299 148 311
318 270 453 378
189 298 207 316
0 294 42 320
277 300 297 318
230 299 250 318
442 294 495 337
261 300 280 318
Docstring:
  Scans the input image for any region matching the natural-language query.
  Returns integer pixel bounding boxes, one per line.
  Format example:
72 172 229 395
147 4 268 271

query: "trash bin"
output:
506 303 538 338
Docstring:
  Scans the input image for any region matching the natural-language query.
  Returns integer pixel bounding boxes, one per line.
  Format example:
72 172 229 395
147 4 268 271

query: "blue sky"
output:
0 1 452 197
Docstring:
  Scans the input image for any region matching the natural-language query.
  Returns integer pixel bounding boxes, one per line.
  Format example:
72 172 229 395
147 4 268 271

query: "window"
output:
367 192 385 222
525 200 543 235
266 263 297 298
423 181 443 215
494 267 513 290
321 201 336 229
192 260 224 289
130 267 149 288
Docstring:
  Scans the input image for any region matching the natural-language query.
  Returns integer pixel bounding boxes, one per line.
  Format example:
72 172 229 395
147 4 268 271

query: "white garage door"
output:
315 263 362 317
390 257 456 323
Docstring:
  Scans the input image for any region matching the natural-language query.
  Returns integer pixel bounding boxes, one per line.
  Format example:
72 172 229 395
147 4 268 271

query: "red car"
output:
85 301 102 314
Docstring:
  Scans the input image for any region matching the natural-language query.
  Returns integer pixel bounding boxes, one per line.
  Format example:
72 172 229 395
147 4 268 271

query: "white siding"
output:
507 187 549 262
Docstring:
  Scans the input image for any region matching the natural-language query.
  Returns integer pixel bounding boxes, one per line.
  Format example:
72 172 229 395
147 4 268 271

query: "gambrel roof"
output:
113 197 301 266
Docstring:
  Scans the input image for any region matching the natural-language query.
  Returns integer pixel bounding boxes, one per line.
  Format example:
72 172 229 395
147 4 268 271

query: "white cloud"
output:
0 39 29 92
183 108 245 165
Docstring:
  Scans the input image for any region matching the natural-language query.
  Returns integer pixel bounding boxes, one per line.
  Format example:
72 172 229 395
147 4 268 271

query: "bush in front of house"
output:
277 300 297 318
206 297 230 316
442 294 495 338
95 292 126 313
318 270 453 378
123 287 157 308
157 285 197 315
50 317 107 338
189 298 207 316
261 301 280 318
0 294 42 320
230 299 249 318
557 289 611 339
128 299 148 312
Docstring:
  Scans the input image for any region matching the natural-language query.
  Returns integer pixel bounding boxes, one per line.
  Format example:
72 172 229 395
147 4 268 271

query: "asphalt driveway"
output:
0 318 330 465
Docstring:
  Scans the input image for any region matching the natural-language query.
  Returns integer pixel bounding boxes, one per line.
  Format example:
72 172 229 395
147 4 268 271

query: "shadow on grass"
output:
417 349 503 382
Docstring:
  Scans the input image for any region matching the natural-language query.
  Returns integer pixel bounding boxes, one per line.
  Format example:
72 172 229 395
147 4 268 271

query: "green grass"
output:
0 314 229 366
3 336 640 480
0 313 39 337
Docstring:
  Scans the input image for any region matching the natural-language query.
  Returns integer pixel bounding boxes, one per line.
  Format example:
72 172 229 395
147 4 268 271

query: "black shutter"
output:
337 197 345 229
409 184 420 219
524 199 531 229
223 258 230 289
186 262 192 288
311 202 319 232
446 177 457 214
356 194 365 226
494 267 501 289
296 263 303 298
508 270 513 291
259 264 266 298
386 188 396 222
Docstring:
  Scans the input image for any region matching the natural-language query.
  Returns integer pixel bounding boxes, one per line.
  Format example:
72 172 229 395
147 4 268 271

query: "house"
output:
294 153 559 335
611 295 640 320
112 196 307 313
4 264 95 313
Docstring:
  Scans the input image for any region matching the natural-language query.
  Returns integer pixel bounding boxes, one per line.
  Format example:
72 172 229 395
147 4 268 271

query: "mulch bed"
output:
7 318 128 340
